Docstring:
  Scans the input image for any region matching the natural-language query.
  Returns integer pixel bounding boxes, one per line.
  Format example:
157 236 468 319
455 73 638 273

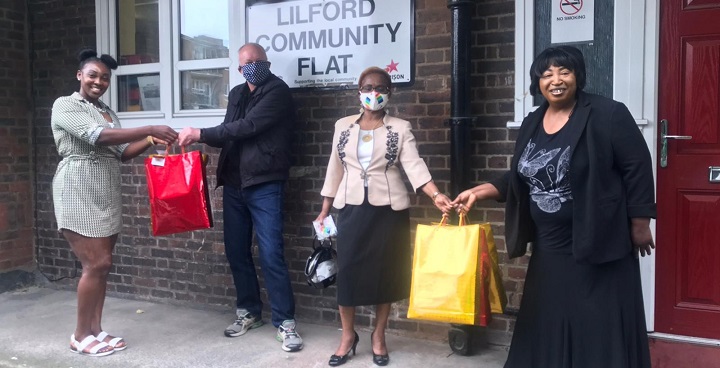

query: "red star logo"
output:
385 60 399 73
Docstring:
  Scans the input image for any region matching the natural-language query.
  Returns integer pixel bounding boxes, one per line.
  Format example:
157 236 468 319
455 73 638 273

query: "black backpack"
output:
304 237 337 289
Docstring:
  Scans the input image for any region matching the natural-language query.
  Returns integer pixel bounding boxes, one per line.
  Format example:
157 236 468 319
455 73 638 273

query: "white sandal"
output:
70 334 114 357
96 331 127 351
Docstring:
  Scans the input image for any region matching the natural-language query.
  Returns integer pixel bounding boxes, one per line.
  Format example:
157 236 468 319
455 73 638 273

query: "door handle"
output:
660 119 692 168
710 167 720 183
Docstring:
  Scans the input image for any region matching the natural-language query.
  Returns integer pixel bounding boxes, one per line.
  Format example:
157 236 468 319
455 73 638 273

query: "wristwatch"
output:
432 191 440 201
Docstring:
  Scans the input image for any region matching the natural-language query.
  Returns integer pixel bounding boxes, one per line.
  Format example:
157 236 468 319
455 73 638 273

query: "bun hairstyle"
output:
77 48 118 70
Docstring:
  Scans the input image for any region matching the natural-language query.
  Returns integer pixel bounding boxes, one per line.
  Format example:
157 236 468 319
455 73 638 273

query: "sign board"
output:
551 0 594 44
247 0 414 89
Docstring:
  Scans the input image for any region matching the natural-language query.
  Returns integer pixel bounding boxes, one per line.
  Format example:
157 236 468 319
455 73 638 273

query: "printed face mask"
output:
241 60 271 86
359 92 389 111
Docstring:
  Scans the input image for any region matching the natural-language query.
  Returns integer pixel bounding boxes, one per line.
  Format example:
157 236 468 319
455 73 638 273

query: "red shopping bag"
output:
144 148 213 236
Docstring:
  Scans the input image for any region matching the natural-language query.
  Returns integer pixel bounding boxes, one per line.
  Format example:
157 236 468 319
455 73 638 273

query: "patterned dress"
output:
51 92 129 237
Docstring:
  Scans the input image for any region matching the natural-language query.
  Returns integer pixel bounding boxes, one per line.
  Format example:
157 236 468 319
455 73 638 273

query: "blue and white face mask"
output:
240 60 272 86
359 91 389 111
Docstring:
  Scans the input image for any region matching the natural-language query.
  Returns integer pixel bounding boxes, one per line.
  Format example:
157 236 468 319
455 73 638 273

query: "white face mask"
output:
359 92 389 111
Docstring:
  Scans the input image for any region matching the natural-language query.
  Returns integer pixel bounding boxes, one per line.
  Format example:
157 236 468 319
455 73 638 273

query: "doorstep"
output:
649 333 720 368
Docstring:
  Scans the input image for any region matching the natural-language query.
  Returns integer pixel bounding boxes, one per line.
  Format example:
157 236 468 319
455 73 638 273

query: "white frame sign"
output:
246 0 414 89
551 0 594 44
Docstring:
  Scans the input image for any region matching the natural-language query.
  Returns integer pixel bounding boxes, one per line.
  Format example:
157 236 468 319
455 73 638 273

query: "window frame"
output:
95 0 247 129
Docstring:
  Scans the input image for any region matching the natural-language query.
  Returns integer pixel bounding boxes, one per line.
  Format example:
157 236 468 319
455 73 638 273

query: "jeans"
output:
223 181 295 327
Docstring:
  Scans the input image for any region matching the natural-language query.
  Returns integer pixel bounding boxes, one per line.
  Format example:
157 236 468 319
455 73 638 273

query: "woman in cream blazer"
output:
322 114 437 210
316 67 453 366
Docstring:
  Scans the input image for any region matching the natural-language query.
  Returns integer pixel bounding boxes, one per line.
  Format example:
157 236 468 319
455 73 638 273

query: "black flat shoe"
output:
328 331 359 367
371 331 390 366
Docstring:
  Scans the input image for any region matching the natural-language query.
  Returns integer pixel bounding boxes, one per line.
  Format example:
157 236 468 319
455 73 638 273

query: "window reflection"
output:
181 69 229 110
180 0 229 61
117 0 159 65
117 74 161 112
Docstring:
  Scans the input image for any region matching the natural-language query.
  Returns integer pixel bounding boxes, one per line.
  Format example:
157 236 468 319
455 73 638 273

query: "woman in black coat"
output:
453 46 654 368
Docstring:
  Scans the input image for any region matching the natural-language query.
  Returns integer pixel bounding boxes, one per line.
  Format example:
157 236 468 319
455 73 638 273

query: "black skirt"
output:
335 196 411 307
504 250 651 368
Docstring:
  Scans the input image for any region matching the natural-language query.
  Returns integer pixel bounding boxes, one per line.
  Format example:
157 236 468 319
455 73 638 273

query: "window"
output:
510 0 648 128
95 0 246 128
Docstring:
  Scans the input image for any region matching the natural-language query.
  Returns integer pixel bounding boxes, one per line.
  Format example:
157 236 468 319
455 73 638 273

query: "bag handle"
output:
459 213 470 226
439 214 449 226
438 213 471 226
148 145 186 158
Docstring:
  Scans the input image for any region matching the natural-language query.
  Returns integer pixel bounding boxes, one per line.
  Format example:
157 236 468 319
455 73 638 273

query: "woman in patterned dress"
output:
453 46 655 368
315 67 454 366
51 49 177 357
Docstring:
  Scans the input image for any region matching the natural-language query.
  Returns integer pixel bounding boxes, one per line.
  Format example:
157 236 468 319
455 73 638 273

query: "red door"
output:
656 1 720 339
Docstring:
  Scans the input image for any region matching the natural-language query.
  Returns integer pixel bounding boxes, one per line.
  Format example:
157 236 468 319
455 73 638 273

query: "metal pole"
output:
447 0 473 198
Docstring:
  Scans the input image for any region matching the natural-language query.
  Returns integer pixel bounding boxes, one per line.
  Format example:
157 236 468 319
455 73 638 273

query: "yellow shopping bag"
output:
484 222 507 316
407 214 506 326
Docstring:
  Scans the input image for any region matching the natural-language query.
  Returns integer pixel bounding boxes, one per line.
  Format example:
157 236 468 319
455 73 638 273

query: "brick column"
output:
0 0 34 275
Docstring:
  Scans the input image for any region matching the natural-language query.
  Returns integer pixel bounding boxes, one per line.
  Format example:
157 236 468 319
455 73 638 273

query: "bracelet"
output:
432 191 441 201
146 135 155 145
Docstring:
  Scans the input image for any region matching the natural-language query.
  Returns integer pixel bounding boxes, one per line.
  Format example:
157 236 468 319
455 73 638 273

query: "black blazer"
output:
490 91 656 264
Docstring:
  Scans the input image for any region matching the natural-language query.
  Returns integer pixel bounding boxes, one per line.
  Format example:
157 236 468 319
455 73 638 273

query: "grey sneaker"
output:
276 320 303 352
224 309 263 337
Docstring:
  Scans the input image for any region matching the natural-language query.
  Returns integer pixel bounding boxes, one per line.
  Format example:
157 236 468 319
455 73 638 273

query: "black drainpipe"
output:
447 0 474 198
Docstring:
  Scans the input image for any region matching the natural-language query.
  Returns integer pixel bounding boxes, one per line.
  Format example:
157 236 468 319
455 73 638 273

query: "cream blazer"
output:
320 114 433 211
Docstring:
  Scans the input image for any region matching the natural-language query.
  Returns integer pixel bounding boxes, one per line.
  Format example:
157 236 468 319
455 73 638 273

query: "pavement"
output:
0 287 508 368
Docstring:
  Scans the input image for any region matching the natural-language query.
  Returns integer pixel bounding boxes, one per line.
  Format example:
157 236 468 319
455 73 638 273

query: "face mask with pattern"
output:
241 60 271 86
359 91 389 111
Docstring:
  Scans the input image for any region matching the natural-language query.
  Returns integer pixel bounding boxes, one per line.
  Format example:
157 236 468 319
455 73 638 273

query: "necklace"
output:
566 102 577 119
93 104 107 114
543 102 576 132
360 117 384 142
84 98 107 114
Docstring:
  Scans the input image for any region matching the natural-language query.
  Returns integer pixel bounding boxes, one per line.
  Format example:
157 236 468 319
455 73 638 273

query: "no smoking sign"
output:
560 0 583 16
552 0 593 44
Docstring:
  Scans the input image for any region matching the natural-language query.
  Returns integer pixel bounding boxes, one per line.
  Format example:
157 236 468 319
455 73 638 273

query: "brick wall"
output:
0 1 34 273
467 1 526 342
30 0 521 346
31 0 99 283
